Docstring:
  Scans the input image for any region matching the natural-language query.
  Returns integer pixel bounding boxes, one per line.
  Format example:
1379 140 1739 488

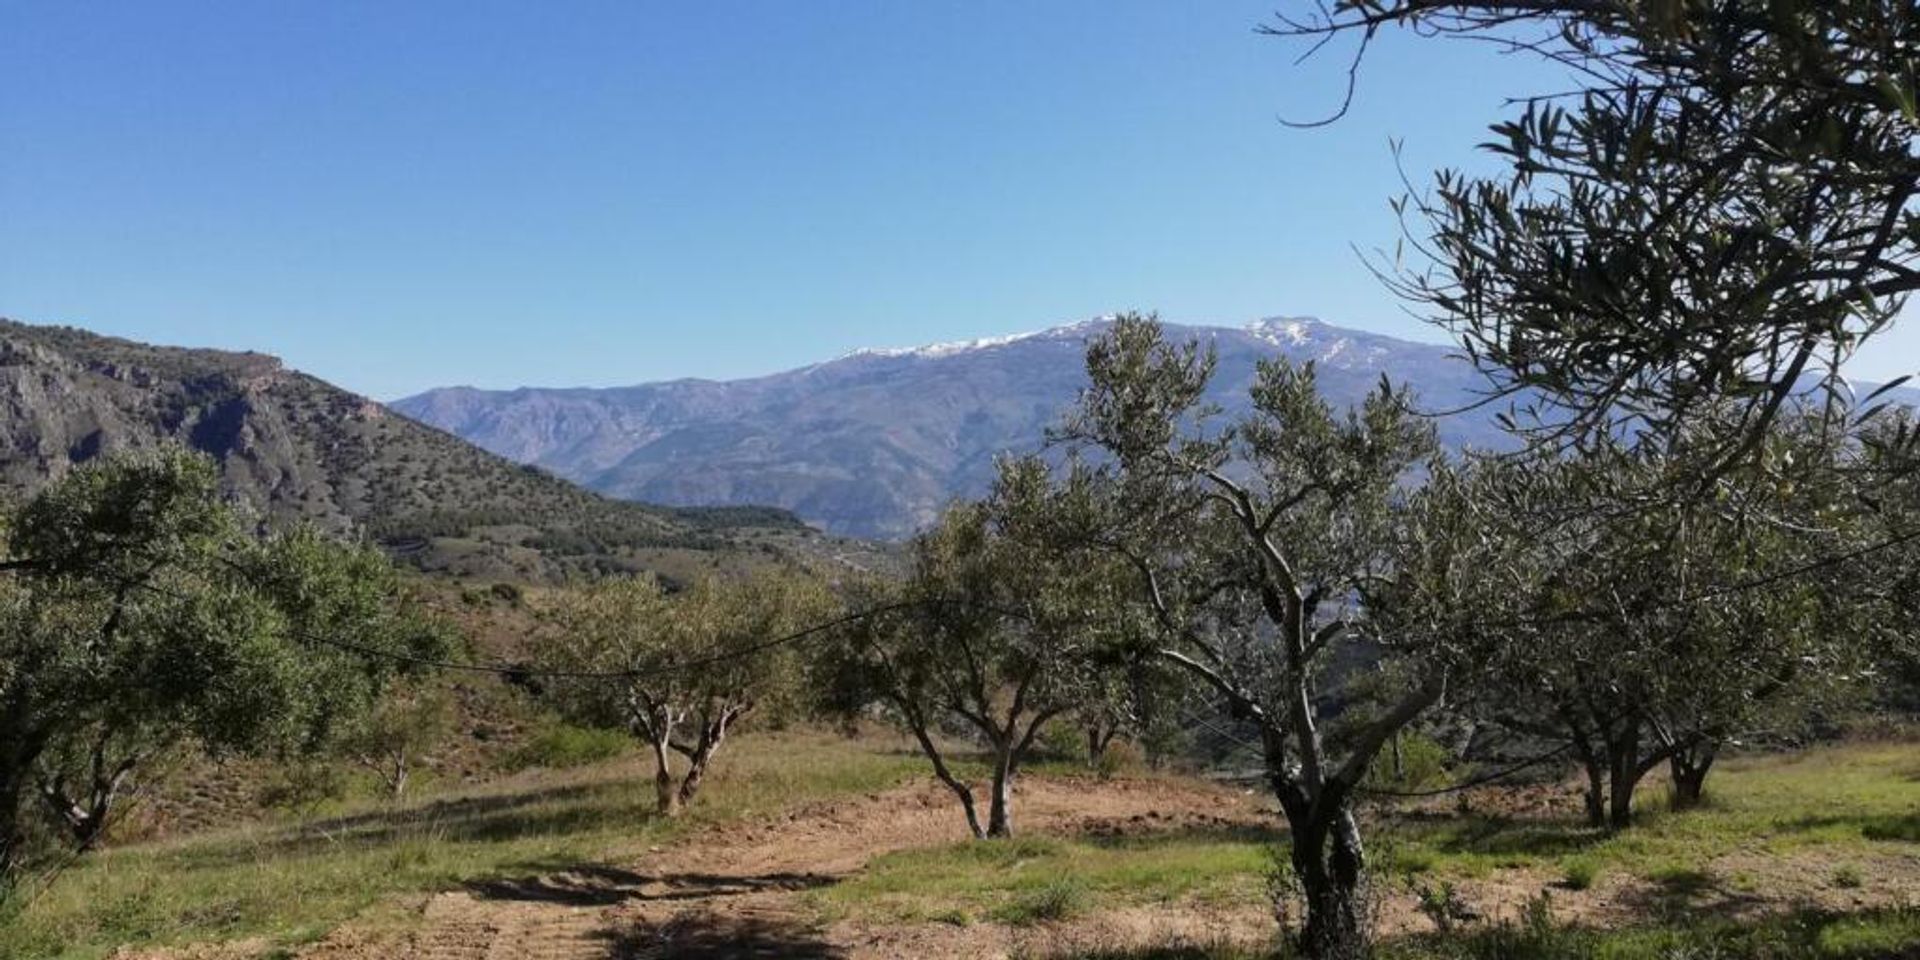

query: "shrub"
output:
498 723 631 771
1365 731 1455 793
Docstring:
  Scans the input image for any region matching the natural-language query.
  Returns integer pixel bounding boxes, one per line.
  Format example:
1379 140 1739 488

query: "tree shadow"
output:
1776 812 1920 843
1414 814 1610 859
468 865 838 907
1614 866 1765 921
1076 820 1281 849
607 909 848 959
159 782 651 871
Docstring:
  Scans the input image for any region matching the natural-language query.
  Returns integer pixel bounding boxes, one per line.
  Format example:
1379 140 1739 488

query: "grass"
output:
6 736 1917 959
1380 740 1920 881
819 740 1920 936
0 730 927 960
1054 908 1920 959
1559 855 1601 890
816 826 1274 926
1379 905 1920 960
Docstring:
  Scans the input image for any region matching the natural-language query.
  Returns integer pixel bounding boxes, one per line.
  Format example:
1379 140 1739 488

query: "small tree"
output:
541 570 829 816
0 451 441 884
337 680 457 800
821 458 1124 839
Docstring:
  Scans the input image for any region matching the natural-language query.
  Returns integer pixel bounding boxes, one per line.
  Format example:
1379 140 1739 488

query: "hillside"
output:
0 318 854 582
395 317 1515 539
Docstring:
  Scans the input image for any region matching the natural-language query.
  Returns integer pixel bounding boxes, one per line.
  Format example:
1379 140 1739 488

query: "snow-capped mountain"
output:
393 317 1508 539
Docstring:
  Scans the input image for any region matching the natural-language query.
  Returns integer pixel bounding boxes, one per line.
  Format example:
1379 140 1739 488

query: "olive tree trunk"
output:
985 744 1015 839
647 736 681 817
1667 741 1718 810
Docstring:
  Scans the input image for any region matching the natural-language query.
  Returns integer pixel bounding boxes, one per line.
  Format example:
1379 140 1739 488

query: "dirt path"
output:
295 776 1265 960
129 773 1920 960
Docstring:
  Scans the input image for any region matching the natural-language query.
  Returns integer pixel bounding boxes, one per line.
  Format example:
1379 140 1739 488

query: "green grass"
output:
1559 855 1601 890
1378 906 1920 960
7 737 1917 959
820 740 1920 933
1382 740 1920 881
817 826 1274 926
0 730 926 960
496 721 634 771
1054 908 1920 959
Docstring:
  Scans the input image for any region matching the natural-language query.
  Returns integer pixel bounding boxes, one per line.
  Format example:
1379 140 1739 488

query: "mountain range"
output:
0 318 854 582
395 317 1515 539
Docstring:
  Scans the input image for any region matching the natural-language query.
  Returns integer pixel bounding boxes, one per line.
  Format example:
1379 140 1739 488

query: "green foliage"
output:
336 680 458 797
1326 1 1920 464
498 723 632 772
0 449 446 881
538 568 832 812
820 468 1146 838
1363 732 1454 795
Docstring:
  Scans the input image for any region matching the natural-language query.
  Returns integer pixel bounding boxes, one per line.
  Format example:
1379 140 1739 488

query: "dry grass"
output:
0 729 925 960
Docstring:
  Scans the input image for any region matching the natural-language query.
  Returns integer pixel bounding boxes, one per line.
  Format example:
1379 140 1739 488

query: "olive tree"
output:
0 450 442 884
1276 1 1920 469
335 680 457 800
821 457 1129 839
1474 422 1878 826
541 570 830 816
1047 314 1515 958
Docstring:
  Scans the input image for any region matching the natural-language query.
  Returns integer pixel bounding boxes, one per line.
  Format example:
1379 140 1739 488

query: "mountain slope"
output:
0 318 833 582
395 317 1513 539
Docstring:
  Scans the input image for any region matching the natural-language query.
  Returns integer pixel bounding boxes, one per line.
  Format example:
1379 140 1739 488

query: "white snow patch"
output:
1245 317 1322 347
841 316 1116 361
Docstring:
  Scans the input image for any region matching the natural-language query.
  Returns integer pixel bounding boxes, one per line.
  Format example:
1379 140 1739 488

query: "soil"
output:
115 774 1920 960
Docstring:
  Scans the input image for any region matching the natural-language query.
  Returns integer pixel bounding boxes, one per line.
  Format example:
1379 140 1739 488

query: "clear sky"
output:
4 2 1914 399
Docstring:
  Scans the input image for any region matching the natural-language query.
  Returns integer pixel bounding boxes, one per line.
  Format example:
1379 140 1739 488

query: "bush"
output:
257 761 349 816
498 724 631 771
1365 731 1455 793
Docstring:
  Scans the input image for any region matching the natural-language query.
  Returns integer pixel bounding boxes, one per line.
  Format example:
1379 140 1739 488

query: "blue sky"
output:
4 2 1914 399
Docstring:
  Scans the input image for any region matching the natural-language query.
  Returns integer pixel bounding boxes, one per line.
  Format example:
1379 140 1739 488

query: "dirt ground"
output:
115 774 1920 960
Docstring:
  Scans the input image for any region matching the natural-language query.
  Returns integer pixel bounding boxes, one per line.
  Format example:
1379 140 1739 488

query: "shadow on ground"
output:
607 910 848 959
159 781 649 871
467 865 838 907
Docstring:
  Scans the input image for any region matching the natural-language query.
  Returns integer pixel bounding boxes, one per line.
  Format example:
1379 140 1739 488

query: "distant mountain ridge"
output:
0 318 837 582
395 316 1515 539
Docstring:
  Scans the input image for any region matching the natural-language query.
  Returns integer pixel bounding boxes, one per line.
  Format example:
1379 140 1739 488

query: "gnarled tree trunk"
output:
1275 778 1370 960
1667 740 1718 810
648 736 680 816
675 705 744 809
